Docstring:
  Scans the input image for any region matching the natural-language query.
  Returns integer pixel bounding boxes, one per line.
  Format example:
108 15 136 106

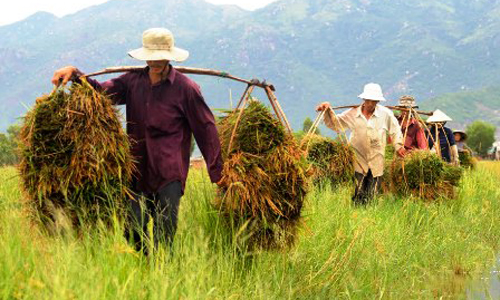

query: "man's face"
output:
147 60 170 74
363 99 379 111
401 110 409 119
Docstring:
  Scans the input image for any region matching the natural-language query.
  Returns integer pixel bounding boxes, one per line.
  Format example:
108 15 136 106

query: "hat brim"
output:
128 47 189 62
358 93 386 101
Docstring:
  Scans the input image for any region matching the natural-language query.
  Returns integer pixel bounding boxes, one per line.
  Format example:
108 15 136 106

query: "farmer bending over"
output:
51 28 223 251
396 95 428 151
316 83 404 205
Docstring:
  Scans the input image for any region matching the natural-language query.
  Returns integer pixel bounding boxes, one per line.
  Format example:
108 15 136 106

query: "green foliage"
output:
19 80 133 228
466 120 496 156
0 124 21 165
302 117 320 135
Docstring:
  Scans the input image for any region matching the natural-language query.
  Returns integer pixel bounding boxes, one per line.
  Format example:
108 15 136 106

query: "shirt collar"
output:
144 64 176 85
356 104 381 118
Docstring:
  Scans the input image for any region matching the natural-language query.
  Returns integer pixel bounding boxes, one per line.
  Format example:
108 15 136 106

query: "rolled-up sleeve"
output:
324 109 352 132
184 85 223 183
83 75 128 105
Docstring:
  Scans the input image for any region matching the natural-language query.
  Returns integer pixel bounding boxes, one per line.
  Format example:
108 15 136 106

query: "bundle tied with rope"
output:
300 110 355 187
215 98 309 251
384 105 462 200
388 150 462 200
19 79 134 228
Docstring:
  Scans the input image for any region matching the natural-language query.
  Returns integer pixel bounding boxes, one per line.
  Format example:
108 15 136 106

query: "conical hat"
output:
427 109 452 123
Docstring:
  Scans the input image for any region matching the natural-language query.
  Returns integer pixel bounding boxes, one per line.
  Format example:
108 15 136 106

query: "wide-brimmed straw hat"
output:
427 109 452 123
358 83 386 101
397 95 418 108
128 28 189 62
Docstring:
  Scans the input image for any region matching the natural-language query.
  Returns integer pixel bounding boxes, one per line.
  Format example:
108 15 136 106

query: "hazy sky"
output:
0 0 278 26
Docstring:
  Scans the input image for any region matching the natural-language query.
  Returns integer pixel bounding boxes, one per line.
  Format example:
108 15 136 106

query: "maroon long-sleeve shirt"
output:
85 66 223 194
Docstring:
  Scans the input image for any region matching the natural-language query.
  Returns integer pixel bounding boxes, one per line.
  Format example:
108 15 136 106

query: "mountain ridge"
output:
1 0 499 131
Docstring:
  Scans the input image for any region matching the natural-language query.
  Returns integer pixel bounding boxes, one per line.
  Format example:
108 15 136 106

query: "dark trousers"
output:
126 181 182 252
352 170 380 205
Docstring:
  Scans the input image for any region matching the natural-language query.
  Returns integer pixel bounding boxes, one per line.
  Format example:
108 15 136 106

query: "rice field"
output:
1 161 500 299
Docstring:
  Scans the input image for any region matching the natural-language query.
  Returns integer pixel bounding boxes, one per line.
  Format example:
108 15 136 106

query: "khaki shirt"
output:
324 105 403 177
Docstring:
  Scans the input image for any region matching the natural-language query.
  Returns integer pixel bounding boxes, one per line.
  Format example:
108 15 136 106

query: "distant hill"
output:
421 85 500 130
1 0 500 131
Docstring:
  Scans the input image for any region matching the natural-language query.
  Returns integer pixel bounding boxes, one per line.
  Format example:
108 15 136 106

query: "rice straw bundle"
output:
388 150 462 200
301 134 355 187
216 100 308 250
458 151 477 169
19 80 133 228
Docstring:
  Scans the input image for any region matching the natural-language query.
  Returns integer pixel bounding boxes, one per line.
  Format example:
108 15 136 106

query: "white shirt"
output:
324 105 403 177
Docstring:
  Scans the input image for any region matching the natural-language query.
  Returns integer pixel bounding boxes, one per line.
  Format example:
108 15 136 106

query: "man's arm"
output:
416 125 429 150
184 85 223 184
388 112 405 156
51 66 127 105
316 102 352 133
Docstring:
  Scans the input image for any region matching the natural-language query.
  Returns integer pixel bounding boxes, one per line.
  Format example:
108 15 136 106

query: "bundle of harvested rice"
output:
301 134 355 187
19 79 133 227
458 151 477 169
389 150 462 200
216 100 308 250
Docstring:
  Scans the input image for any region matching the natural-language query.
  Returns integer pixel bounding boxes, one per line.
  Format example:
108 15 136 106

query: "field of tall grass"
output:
1 162 500 299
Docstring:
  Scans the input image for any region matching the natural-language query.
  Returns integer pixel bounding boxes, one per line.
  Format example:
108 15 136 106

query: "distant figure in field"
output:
453 130 472 155
316 83 404 205
493 141 500 161
426 109 459 165
396 95 428 152
51 28 223 252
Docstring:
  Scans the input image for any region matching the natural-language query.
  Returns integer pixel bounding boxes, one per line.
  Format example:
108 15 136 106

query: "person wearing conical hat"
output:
426 109 459 165
453 130 472 154
396 95 428 151
316 83 405 205
51 28 223 252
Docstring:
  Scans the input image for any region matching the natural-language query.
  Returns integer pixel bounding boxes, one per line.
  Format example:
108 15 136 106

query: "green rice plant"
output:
301 134 355 187
216 100 309 250
18 79 134 228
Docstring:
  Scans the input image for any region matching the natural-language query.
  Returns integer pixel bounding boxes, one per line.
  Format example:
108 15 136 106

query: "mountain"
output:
1 0 500 131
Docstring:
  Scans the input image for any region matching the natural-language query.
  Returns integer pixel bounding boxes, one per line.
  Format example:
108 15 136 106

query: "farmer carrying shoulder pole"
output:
316 83 405 205
51 28 223 251
396 95 428 151
426 109 459 166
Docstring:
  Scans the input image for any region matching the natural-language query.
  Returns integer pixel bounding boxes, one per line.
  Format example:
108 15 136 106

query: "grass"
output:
1 162 500 299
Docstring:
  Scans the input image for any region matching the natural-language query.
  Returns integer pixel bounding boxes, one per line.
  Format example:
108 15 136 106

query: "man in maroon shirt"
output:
396 95 428 151
51 28 223 251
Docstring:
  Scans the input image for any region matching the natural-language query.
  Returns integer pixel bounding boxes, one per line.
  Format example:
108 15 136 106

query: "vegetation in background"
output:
466 120 496 156
0 124 20 165
18 80 133 228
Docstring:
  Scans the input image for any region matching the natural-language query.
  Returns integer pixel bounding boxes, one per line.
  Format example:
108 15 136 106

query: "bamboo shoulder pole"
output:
328 104 433 116
82 65 276 91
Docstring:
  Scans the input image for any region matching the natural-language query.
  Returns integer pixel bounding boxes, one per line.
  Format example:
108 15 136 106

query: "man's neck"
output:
361 104 376 119
149 64 171 85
